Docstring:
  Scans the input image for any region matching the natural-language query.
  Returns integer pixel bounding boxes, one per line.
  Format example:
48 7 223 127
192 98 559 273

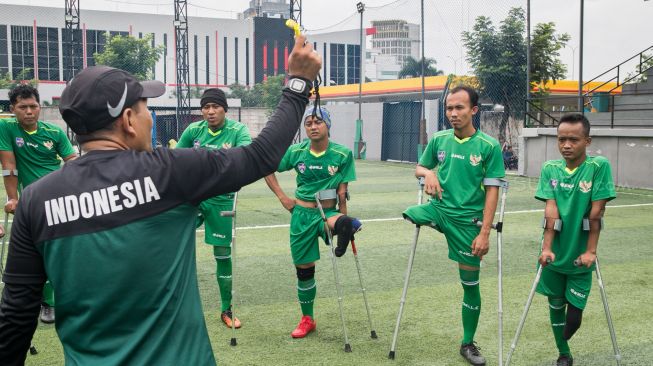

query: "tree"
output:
226 75 285 114
626 52 653 83
0 69 38 90
94 33 163 80
398 57 444 79
463 7 569 143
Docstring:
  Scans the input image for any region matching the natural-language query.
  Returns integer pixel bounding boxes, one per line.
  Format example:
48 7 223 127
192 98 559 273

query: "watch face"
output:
289 78 306 92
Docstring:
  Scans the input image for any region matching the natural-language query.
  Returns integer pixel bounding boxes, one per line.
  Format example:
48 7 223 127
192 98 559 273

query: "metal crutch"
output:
315 189 351 352
388 177 425 360
573 257 622 365
473 178 509 366
220 191 239 347
0 211 8 278
349 218 377 339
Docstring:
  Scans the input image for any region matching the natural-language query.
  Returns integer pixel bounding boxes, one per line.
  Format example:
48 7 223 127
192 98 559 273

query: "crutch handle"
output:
220 211 236 217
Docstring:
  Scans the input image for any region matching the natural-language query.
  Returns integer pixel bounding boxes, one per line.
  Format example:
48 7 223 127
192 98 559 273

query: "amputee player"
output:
264 106 358 339
535 113 616 366
177 88 251 329
0 84 78 324
0 32 321 366
402 86 505 366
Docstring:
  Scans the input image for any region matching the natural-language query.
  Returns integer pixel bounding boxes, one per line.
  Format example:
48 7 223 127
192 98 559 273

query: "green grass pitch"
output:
9 161 653 365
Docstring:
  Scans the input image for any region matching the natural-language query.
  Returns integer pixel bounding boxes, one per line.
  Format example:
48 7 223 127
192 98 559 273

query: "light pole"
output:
567 45 578 80
579 0 584 111
446 55 459 75
355 2 366 159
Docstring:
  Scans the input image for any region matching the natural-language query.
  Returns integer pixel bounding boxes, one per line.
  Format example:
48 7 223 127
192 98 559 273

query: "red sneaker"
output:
291 315 316 338
221 309 241 329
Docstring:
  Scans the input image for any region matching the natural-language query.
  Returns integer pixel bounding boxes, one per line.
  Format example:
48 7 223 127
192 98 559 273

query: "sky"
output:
1 0 652 81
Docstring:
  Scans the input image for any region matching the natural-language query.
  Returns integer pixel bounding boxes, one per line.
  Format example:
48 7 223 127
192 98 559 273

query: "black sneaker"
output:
556 355 573 366
40 304 55 324
460 342 486 366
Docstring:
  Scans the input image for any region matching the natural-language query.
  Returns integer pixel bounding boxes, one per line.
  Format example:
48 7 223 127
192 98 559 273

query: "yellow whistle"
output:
285 19 301 37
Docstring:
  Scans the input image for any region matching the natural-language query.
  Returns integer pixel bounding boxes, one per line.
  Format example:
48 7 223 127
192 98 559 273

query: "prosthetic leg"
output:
473 178 509 366
388 177 425 360
220 192 239 347
315 189 351 352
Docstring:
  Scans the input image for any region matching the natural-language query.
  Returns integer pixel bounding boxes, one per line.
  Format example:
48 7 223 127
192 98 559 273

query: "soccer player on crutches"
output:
505 113 619 366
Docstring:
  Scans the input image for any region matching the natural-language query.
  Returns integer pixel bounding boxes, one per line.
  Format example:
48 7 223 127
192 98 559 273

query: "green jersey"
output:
177 118 252 204
278 140 356 201
419 129 505 219
535 155 616 274
0 118 76 189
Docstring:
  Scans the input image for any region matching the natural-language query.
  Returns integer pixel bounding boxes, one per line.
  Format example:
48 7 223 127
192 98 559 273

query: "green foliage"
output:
530 22 570 87
94 33 163 80
0 69 39 90
227 75 286 115
626 52 653 83
398 56 444 79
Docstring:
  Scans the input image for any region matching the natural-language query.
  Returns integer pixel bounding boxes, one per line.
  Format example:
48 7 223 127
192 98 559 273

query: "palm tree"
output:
398 56 444 79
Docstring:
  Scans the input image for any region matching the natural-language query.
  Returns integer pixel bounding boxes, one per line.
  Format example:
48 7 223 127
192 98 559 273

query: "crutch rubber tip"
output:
230 338 237 347
29 346 38 355
370 330 378 339
344 343 352 353
388 351 396 359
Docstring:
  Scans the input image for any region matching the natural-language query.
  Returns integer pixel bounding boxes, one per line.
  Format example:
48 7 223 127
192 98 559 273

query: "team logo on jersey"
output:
550 179 558 189
469 154 482 166
15 137 24 147
328 165 339 176
579 180 592 193
43 140 54 150
222 142 232 149
437 150 446 162
297 162 306 174
193 139 201 148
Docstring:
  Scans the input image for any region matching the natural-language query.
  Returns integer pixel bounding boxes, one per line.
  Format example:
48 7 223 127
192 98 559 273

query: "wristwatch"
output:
285 76 312 97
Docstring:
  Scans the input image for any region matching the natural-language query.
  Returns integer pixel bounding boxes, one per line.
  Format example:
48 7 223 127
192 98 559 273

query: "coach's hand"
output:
288 34 322 82
4 198 17 214
575 251 596 268
424 171 443 200
471 232 490 260
280 196 296 212
539 250 555 266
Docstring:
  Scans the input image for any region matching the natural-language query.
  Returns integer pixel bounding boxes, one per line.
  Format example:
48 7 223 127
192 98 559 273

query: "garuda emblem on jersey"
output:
297 162 306 174
579 180 592 193
222 142 232 149
469 154 482 166
550 179 558 189
437 150 446 162
193 139 201 148
43 140 54 150
15 137 24 147
328 165 339 176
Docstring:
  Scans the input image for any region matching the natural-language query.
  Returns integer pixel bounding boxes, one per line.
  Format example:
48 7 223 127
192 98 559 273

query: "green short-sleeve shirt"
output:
535 155 616 274
419 129 505 218
277 140 356 201
0 118 76 189
177 118 252 205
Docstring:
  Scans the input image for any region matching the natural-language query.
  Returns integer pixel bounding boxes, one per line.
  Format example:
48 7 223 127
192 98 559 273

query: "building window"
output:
11 26 34 79
36 27 59 81
346 44 360 84
223 36 227 85
329 43 345 86
163 33 167 83
234 37 239 85
62 28 83 80
0 25 9 75
194 34 198 85
205 35 210 85
245 37 250 86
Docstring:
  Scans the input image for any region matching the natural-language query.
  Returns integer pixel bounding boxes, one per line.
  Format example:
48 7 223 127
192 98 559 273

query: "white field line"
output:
193 202 653 232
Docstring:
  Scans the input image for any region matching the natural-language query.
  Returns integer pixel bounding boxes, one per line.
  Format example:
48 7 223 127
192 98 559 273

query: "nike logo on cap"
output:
107 82 128 118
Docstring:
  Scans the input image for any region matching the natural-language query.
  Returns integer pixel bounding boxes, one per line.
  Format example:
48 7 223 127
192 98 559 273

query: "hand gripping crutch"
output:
472 178 509 366
315 189 351 352
388 177 425 360
573 257 622 365
220 192 239 347
349 217 377 339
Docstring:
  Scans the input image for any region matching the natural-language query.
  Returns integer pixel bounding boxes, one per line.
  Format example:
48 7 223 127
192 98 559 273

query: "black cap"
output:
200 88 228 112
59 66 166 135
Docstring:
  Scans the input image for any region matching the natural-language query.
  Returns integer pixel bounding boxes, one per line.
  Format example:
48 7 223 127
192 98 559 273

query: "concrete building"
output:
242 0 290 19
369 19 419 65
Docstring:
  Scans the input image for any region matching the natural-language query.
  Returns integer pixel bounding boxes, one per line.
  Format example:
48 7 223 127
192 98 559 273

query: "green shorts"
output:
403 202 482 267
290 205 340 265
536 267 592 310
199 200 234 246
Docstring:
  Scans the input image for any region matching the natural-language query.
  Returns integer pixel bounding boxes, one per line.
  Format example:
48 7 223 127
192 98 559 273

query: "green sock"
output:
459 269 481 344
549 297 571 356
297 278 316 317
43 280 55 307
214 246 232 312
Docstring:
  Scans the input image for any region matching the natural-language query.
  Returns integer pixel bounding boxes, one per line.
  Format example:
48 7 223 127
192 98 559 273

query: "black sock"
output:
334 215 353 257
563 303 583 340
